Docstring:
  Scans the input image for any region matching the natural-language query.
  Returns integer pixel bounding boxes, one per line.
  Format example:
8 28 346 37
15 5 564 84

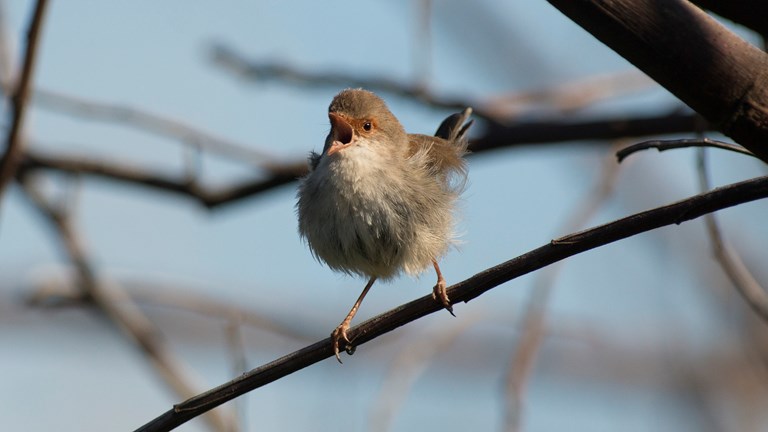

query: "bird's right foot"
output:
331 323 351 363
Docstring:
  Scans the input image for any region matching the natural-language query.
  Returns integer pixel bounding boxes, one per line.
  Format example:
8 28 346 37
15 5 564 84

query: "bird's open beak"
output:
326 112 355 156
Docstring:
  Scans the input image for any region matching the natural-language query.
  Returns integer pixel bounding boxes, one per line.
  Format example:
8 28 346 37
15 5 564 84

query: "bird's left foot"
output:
432 279 455 317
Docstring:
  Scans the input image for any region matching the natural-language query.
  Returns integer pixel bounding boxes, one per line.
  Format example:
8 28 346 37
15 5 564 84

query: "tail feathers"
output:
434 107 473 143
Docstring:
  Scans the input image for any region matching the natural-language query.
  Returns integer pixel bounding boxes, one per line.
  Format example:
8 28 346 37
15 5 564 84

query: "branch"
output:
691 0 768 38
211 44 657 123
19 150 306 209
0 0 48 202
210 44 492 120
616 138 756 162
20 110 710 208
21 180 237 432
471 110 712 153
697 149 768 324
545 0 768 162
504 147 621 432
135 174 768 432
30 87 278 168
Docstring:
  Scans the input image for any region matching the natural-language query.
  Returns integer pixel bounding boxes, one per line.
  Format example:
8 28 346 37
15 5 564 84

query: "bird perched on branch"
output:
297 88 472 362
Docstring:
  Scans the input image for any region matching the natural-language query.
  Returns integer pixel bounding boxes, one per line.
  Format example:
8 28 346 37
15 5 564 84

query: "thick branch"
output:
0 0 48 201
545 0 768 162
691 0 768 38
135 174 768 432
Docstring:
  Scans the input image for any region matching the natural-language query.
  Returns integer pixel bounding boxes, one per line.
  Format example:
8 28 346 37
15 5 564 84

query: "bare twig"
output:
210 44 657 124
30 87 279 168
225 320 248 432
0 0 16 87
369 312 481 432
21 179 237 432
0 0 48 203
696 149 768 324
617 138 756 162
135 174 768 432
209 43 490 119
504 146 621 432
25 272 314 342
483 71 654 117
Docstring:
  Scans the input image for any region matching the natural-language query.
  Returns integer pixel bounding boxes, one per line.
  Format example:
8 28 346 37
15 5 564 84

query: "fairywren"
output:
297 89 472 362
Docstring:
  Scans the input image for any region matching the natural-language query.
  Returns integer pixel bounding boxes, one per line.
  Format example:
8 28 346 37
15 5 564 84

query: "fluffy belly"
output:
300 178 411 279
297 146 453 280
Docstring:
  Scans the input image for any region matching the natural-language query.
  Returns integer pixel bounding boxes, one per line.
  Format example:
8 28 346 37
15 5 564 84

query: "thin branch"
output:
0 0 48 203
483 71 654 118
617 138 756 162
369 312 481 432
0 0 16 87
209 43 491 120
25 273 315 342
211 44 660 124
135 174 768 432
30 87 279 168
225 320 247 432
21 179 237 432
504 146 621 432
696 149 768 324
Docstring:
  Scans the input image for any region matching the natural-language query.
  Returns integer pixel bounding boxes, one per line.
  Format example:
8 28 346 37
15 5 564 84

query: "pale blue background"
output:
1 1 767 431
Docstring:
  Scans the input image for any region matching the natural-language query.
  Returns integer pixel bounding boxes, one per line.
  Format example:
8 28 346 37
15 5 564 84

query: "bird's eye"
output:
363 121 372 131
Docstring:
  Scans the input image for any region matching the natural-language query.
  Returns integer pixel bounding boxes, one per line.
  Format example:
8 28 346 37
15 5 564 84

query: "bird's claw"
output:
432 280 455 316
331 323 352 363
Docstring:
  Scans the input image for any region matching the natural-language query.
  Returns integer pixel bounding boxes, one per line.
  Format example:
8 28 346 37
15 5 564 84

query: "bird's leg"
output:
431 259 455 316
332 276 377 363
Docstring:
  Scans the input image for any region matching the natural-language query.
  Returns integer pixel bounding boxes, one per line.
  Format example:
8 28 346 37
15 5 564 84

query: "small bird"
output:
297 89 472 362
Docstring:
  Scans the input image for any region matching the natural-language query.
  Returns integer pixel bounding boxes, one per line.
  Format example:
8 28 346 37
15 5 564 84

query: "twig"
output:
369 312 481 432
0 0 16 86
504 145 621 432
225 320 247 432
0 0 48 203
696 149 768 324
25 272 314 342
135 174 768 432
210 45 656 123
30 87 279 168
483 71 654 117
209 44 491 120
20 179 237 432
617 138 756 162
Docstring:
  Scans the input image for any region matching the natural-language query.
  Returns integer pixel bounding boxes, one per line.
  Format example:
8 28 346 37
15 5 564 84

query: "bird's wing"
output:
407 107 472 179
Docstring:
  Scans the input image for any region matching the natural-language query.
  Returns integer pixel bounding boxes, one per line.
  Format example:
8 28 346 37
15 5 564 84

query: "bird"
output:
297 88 472 362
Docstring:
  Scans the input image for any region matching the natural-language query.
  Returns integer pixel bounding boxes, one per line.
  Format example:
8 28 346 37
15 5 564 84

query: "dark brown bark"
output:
545 0 768 163
692 0 768 38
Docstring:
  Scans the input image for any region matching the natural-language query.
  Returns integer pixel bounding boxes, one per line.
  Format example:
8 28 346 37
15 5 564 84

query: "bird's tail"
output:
434 107 473 143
